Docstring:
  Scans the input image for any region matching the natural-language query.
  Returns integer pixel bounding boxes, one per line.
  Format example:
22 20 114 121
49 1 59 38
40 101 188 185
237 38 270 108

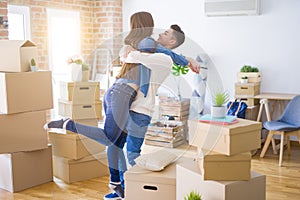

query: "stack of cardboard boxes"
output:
49 74 108 183
235 72 262 120
144 97 190 148
184 118 266 200
0 40 53 192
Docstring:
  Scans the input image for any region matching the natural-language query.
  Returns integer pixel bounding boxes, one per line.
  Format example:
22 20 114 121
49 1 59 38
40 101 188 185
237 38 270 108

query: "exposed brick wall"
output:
0 0 122 70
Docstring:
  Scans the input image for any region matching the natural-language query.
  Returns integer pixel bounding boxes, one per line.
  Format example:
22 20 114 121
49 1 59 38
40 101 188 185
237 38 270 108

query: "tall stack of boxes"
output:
49 76 108 183
235 72 262 120
184 118 266 200
0 40 53 192
144 96 190 148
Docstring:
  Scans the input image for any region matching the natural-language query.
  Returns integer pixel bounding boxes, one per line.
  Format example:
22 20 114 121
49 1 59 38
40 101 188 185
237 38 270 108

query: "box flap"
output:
21 40 36 47
59 151 107 164
200 149 251 162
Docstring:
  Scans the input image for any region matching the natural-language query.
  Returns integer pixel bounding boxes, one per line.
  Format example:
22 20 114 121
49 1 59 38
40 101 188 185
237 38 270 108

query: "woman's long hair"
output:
117 11 155 79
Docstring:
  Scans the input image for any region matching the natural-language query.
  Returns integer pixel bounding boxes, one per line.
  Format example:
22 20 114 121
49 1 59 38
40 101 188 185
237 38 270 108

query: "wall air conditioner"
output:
204 0 260 17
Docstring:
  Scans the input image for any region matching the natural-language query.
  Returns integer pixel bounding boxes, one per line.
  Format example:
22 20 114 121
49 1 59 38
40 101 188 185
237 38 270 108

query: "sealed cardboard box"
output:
0 40 37 72
53 151 108 183
48 129 106 160
0 110 48 153
176 159 266 200
0 145 53 192
198 149 251 181
189 118 261 155
0 71 53 114
74 118 99 127
59 81 100 104
58 99 103 120
124 157 190 200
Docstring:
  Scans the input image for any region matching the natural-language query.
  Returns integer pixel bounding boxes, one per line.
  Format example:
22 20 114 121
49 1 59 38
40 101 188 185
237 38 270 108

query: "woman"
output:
45 11 196 200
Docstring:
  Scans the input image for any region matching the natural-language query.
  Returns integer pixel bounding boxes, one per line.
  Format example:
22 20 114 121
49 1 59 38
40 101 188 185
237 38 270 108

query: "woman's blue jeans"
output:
66 83 137 186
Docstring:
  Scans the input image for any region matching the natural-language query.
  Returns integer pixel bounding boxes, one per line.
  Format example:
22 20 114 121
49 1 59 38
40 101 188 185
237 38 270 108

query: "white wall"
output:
122 0 300 99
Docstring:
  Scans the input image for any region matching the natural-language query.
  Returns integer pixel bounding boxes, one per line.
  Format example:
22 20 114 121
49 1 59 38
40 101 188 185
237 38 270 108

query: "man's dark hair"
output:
170 24 185 48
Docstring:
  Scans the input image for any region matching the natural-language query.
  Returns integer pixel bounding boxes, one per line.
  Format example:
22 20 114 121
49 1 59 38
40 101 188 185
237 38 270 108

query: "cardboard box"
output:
58 99 103 120
188 118 261 155
0 110 48 153
59 81 100 104
74 118 99 127
0 40 37 72
235 82 260 97
48 129 106 160
53 151 109 183
198 149 251 181
0 145 53 192
176 159 266 200
237 72 262 83
124 157 190 200
0 71 53 114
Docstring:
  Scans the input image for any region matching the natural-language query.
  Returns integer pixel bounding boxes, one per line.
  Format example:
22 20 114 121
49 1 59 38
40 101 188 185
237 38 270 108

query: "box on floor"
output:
0 110 48 153
188 118 261 155
0 40 37 72
48 129 106 160
53 151 108 184
0 145 53 192
124 157 191 200
198 149 251 181
0 71 53 114
59 81 100 104
176 159 266 200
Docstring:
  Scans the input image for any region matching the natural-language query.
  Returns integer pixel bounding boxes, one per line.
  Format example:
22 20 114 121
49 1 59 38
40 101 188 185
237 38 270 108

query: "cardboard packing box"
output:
74 118 99 127
188 118 261 156
0 71 53 114
0 40 37 72
59 81 100 104
0 110 48 153
198 149 251 181
235 82 260 97
124 157 190 200
176 159 266 200
48 129 106 160
0 145 53 192
58 99 103 120
53 151 108 184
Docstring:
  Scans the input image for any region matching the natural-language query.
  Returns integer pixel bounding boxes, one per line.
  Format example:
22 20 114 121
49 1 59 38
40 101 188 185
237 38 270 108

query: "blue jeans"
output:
66 83 137 186
111 110 151 188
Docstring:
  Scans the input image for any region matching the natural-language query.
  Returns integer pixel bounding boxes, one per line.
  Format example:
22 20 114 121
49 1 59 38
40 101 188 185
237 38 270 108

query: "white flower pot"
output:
211 106 226 118
69 63 82 82
240 79 248 84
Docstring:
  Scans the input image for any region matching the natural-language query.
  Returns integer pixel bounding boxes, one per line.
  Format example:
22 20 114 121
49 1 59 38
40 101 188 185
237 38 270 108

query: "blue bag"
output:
226 99 248 119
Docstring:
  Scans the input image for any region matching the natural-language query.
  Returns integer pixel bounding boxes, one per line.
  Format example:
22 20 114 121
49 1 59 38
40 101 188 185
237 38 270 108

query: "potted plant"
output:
67 55 90 82
240 76 248 84
211 91 229 118
237 65 261 83
30 58 38 72
184 190 202 200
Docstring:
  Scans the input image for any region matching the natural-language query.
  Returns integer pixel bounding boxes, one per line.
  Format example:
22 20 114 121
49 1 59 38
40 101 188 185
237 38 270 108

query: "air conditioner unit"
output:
204 0 260 17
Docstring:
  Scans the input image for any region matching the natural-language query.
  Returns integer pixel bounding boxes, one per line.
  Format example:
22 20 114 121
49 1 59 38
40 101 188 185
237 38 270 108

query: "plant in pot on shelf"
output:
240 76 248 84
184 190 202 200
30 58 38 72
172 62 189 100
211 91 229 118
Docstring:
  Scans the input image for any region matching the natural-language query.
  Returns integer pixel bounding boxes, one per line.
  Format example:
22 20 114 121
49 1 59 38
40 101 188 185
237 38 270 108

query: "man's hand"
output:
186 57 200 74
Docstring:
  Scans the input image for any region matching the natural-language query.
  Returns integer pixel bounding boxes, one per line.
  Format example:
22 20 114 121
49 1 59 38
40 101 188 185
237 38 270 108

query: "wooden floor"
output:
1 144 300 200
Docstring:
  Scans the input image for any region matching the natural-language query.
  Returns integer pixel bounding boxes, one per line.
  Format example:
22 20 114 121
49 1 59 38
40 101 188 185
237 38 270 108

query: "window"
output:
8 5 31 40
47 9 81 118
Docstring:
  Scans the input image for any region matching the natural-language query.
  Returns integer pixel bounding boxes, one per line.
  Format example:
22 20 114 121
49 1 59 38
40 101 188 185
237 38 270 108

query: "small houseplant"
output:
184 190 202 200
67 55 90 82
240 76 248 84
211 91 229 118
30 58 38 71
